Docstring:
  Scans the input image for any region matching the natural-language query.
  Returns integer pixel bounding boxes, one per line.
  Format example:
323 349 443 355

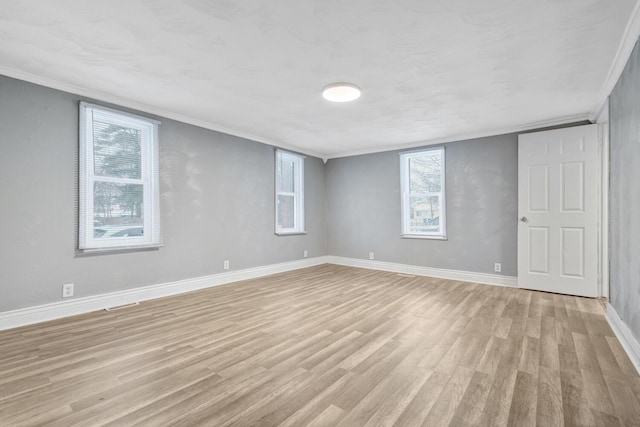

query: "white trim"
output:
79 102 160 250
325 256 518 287
0 257 328 331
399 147 447 239
400 235 448 240
606 303 640 375
0 256 522 330
274 232 308 236
80 101 162 126
325 113 591 159
592 0 640 121
0 66 325 160
0 66 591 161
592 97 610 124
275 150 305 234
597 118 610 299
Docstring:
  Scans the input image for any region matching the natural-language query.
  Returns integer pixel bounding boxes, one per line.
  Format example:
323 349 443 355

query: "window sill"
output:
275 231 307 236
401 234 447 241
77 243 163 255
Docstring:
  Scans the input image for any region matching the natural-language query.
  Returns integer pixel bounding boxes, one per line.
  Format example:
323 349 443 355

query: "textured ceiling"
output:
0 0 636 158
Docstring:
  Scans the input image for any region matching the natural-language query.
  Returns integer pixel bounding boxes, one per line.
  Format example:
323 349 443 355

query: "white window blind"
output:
400 147 446 238
275 150 305 234
79 102 161 250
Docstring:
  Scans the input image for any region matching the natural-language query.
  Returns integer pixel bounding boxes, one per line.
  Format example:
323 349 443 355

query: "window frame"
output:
78 102 161 251
275 149 305 235
400 147 447 239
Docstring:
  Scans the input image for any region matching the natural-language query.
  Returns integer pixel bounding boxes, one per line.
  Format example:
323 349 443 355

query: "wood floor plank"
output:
518 335 540 375
606 335 639 377
574 331 604 374
306 404 345 427
604 375 640 426
420 366 475 426
334 363 431 427
104 369 252 426
591 334 626 380
393 371 451 426
539 316 560 370
477 362 518 426
223 367 349 427
507 370 537 427
560 368 592 426
361 368 432 427
448 370 493 426
581 368 617 416
278 372 357 427
535 366 563 427
0 264 637 427
558 336 581 374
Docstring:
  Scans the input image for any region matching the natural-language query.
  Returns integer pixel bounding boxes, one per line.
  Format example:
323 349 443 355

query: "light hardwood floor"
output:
1 264 639 426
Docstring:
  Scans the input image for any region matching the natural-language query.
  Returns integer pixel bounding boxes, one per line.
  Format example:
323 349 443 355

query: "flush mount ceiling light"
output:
322 83 361 103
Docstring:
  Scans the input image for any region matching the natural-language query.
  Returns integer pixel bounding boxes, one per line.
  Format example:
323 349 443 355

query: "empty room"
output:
2 1 640 426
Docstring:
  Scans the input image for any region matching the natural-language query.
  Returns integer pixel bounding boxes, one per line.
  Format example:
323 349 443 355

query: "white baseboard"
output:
0 255 518 331
0 256 329 331
325 256 518 287
606 303 640 375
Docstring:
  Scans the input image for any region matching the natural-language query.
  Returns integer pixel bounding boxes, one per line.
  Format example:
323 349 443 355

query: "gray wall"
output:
326 135 518 276
609 38 640 340
0 74 593 315
0 76 326 312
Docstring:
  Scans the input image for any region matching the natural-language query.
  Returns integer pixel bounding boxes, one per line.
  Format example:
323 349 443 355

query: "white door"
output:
518 124 599 297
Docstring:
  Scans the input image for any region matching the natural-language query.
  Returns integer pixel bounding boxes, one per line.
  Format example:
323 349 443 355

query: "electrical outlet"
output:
223 260 230 270
494 263 502 273
369 252 375 260
303 250 308 258
62 283 74 298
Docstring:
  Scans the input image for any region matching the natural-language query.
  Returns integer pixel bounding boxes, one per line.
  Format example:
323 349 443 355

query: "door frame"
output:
596 100 610 299
516 119 609 298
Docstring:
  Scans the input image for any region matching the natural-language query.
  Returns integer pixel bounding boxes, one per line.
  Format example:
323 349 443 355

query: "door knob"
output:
520 216 528 223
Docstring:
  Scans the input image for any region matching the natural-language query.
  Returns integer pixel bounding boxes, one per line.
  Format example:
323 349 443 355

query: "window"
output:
79 102 161 250
275 150 305 234
400 147 446 238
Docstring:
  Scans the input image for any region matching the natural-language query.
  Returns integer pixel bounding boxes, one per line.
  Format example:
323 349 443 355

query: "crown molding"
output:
592 0 640 121
324 113 591 159
0 66 325 160
0 65 599 161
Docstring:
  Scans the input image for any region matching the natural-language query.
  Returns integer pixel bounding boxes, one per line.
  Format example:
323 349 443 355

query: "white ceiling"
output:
0 0 637 158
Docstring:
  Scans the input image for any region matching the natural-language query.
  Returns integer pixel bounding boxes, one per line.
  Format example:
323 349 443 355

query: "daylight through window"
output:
79 103 161 250
275 150 305 234
400 147 446 238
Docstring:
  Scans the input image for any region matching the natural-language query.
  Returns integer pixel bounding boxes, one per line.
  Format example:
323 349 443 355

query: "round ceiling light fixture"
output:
322 82 361 103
